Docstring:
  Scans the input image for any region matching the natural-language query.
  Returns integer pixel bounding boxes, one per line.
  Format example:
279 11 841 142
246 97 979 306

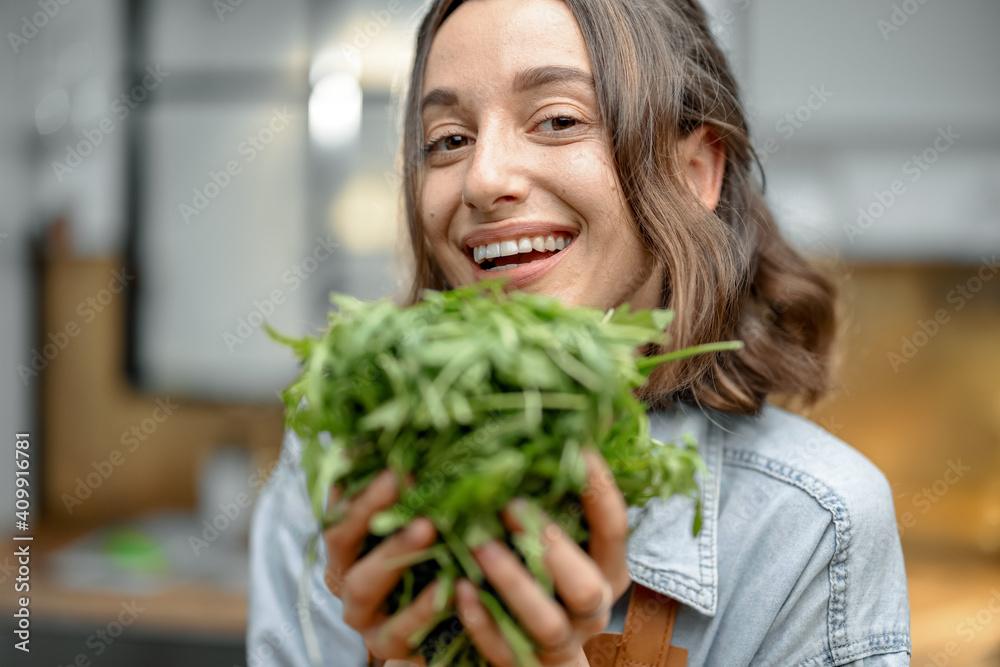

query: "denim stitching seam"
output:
698 418 721 613
796 632 911 666
723 447 852 661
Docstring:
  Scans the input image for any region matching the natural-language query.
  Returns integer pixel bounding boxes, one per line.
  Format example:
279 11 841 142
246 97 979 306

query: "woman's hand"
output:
454 448 631 666
323 469 441 665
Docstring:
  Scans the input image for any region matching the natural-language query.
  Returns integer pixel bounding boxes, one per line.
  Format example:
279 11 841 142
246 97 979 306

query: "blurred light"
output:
331 171 398 253
310 50 360 85
313 11 415 93
353 28 415 90
35 90 70 135
308 72 362 147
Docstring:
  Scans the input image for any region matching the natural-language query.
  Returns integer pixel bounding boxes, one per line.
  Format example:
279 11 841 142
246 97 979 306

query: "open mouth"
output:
469 234 573 271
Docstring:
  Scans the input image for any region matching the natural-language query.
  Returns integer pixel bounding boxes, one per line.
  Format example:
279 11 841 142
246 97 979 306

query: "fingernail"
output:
455 578 474 601
404 517 432 541
473 541 501 563
455 580 480 620
374 469 396 492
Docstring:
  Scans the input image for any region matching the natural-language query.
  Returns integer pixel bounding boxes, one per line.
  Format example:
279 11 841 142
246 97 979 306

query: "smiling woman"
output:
415 7 664 311
247 0 911 665
403 0 838 417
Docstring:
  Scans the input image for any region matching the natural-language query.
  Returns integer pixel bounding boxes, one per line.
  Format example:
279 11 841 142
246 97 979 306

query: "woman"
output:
248 0 911 664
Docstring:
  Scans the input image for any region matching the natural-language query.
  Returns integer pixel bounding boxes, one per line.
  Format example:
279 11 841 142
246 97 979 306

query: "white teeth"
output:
487 263 519 272
500 240 519 257
472 234 572 264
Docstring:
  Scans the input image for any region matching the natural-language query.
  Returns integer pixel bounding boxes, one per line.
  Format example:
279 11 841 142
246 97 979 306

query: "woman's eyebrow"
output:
422 88 460 113
421 66 595 113
511 65 595 95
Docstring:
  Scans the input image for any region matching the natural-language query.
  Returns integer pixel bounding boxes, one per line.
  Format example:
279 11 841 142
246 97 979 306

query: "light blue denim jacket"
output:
247 403 911 666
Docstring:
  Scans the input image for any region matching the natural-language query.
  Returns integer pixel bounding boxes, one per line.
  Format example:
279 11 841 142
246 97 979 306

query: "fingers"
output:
340 517 437 631
324 469 398 595
323 470 440 664
500 507 614 637
498 451 630 623
455 579 518 667
579 448 631 598
370 579 444 660
468 541 582 663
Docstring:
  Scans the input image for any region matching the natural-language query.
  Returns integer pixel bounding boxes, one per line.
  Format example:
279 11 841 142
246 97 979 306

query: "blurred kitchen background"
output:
0 0 997 664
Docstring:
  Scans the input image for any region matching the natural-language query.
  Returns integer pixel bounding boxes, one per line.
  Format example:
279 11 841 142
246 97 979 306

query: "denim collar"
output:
624 403 725 617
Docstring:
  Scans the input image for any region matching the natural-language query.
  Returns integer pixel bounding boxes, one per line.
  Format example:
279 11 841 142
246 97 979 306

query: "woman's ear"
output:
678 125 726 212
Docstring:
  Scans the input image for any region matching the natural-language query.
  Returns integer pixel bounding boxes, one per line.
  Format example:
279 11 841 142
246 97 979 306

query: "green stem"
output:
636 340 744 372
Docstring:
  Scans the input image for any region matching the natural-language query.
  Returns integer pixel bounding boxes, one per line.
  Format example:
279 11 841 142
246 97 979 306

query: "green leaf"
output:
263 279 715 666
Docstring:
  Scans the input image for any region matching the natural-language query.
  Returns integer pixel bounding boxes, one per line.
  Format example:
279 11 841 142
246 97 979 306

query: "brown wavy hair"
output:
396 0 837 415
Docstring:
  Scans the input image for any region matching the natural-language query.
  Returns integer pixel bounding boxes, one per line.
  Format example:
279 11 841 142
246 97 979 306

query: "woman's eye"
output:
427 135 470 153
540 116 578 131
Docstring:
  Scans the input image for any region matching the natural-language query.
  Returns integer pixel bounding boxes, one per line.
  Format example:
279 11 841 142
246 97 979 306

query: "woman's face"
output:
419 0 664 310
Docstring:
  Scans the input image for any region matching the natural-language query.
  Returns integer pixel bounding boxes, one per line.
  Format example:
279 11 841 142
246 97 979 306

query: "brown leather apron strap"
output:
583 583 688 667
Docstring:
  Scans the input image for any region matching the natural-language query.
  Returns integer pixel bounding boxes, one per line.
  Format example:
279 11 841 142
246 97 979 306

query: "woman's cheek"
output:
421 178 457 232
566 149 620 199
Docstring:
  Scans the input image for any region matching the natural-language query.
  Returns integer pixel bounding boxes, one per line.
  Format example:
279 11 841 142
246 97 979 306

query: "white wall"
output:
733 0 1000 259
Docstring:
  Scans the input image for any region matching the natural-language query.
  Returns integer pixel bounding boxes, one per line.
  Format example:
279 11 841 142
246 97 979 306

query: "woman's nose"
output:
461 125 530 212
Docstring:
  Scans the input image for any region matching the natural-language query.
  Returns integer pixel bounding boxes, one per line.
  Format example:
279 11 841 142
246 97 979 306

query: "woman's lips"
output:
469 239 575 289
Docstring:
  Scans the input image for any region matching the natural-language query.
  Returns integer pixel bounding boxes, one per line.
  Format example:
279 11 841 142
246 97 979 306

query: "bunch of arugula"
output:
266 279 741 666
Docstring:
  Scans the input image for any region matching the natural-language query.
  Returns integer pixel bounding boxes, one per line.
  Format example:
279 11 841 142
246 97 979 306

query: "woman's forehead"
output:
423 0 592 95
